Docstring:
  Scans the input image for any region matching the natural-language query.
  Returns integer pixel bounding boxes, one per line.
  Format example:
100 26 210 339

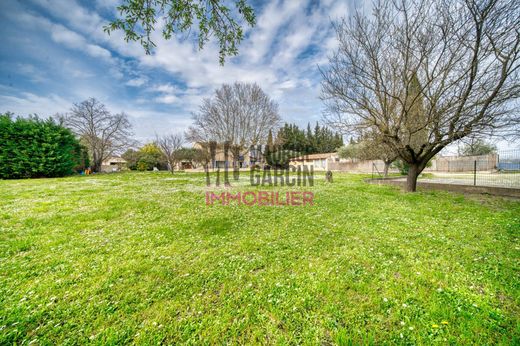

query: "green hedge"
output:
0 114 85 179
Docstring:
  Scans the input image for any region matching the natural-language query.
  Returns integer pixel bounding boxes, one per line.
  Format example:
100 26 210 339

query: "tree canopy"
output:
0 114 84 179
187 82 281 164
62 98 133 172
105 0 256 64
276 122 343 154
321 0 520 191
458 138 497 156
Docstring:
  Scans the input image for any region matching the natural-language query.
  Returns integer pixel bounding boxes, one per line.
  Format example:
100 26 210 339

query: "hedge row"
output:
0 114 87 179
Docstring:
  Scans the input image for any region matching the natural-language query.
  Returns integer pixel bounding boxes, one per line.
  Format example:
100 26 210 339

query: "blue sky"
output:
0 0 362 143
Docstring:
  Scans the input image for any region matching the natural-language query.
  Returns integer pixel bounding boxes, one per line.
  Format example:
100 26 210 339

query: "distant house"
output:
289 152 339 171
101 157 127 172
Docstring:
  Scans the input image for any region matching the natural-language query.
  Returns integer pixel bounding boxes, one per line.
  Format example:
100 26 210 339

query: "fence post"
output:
473 160 477 186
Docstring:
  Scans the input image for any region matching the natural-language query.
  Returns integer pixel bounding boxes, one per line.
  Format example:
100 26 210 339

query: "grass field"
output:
0 172 519 344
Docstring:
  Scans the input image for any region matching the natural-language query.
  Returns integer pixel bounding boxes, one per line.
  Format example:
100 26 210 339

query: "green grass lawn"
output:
0 172 519 344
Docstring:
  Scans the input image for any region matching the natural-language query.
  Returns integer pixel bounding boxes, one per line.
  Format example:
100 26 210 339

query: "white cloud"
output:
126 77 148 87
152 83 177 93
50 27 112 60
14 11 112 61
154 94 178 104
0 92 72 116
16 63 47 83
4 0 355 141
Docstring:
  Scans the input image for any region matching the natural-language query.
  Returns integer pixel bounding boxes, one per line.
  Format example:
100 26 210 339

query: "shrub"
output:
136 154 158 171
394 160 409 175
394 159 432 175
0 114 83 179
123 143 167 171
122 149 140 170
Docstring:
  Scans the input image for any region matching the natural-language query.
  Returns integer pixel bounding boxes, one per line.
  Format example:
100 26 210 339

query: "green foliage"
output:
136 161 147 171
122 149 140 170
173 147 198 162
137 154 160 171
395 159 432 175
124 143 167 171
459 139 497 156
265 129 274 156
0 113 83 179
337 144 360 159
192 148 211 166
105 0 256 64
265 149 300 168
140 143 163 157
395 160 409 175
276 122 343 154
404 72 428 151
74 145 90 172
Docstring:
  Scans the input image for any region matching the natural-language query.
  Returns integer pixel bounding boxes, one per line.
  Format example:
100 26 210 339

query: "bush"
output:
394 160 409 175
122 149 140 170
136 154 159 171
123 143 167 171
394 159 433 175
0 114 84 179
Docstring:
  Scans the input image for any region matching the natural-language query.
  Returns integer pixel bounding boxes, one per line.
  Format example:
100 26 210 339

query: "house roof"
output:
291 152 338 161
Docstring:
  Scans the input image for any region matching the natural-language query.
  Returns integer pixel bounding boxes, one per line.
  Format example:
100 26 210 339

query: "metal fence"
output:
419 149 520 188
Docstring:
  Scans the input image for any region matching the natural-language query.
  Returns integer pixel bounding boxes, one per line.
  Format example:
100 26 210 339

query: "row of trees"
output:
339 134 498 177
106 0 518 193
56 98 194 174
0 114 87 179
272 123 343 154
457 137 497 157
122 139 211 172
54 82 281 175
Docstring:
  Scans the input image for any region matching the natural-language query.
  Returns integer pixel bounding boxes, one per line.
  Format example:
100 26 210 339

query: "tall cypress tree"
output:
265 129 274 157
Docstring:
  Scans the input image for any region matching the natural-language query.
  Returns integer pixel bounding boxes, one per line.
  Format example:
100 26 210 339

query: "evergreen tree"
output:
403 72 428 151
265 129 274 157
0 114 84 179
275 122 343 155
306 123 314 153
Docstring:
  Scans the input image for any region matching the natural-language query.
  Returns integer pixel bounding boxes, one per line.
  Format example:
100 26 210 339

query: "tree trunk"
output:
383 161 391 177
93 158 103 173
204 163 210 186
405 163 422 192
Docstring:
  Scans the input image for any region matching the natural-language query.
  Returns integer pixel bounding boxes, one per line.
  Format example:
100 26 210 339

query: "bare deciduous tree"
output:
156 133 184 173
321 0 520 191
187 82 281 168
62 98 133 172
